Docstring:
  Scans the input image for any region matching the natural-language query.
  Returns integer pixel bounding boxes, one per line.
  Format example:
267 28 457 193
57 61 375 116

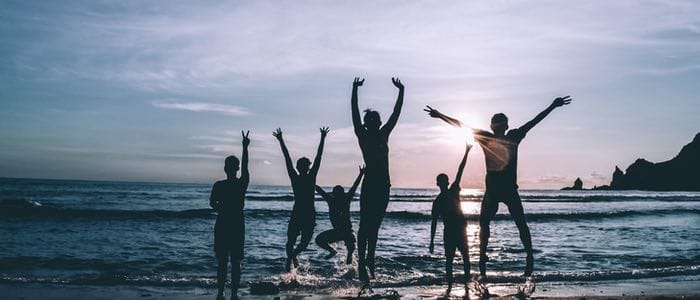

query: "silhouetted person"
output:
425 96 571 289
351 77 404 284
314 166 365 264
272 127 328 271
210 130 250 300
430 142 472 297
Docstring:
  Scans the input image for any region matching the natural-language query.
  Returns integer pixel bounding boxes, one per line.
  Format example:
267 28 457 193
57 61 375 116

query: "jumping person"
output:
430 142 472 297
351 77 404 284
210 130 251 300
425 96 572 294
314 166 365 264
272 127 328 271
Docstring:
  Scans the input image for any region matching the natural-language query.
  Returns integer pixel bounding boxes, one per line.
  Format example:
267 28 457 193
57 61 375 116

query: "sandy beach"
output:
3 275 699 299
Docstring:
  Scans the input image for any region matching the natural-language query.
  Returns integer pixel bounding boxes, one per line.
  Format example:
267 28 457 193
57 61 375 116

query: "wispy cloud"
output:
152 101 251 116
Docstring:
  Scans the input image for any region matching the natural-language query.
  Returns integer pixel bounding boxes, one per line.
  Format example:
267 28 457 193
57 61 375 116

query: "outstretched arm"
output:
240 130 250 189
451 143 472 190
381 77 404 135
315 185 330 199
351 77 365 136
310 127 329 177
272 128 296 179
429 200 438 254
518 96 572 135
424 105 463 128
347 165 366 198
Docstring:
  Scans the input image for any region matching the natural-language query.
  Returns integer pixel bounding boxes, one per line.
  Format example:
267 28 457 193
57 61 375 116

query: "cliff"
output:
595 133 700 191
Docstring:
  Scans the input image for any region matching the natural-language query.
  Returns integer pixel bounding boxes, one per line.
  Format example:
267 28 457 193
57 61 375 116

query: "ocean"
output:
1 177 699 295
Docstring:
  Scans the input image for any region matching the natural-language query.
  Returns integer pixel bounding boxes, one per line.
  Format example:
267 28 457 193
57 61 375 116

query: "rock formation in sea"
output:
594 132 699 191
562 177 583 190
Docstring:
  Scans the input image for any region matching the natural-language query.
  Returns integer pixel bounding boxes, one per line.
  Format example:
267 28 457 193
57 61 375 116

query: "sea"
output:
1 177 699 295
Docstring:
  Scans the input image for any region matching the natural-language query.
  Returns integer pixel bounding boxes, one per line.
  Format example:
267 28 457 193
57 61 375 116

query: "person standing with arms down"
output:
429 142 472 297
351 77 404 284
272 127 329 271
314 166 365 264
210 131 251 300
425 96 572 295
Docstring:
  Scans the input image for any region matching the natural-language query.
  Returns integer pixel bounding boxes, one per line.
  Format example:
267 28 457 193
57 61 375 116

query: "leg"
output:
444 237 457 295
478 194 499 277
357 220 369 282
292 226 314 257
366 215 384 278
457 226 470 291
286 221 300 271
505 195 534 277
345 231 357 264
230 257 241 299
216 252 229 299
315 229 337 258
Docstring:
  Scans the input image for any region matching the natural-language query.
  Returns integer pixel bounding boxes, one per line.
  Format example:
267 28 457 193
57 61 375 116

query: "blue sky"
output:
1 1 699 188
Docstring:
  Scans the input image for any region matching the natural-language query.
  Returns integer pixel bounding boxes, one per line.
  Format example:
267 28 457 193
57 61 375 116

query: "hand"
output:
423 105 442 118
353 77 364 88
552 96 572 108
429 243 434 254
241 130 250 147
272 128 283 141
392 77 404 90
359 165 366 174
320 126 330 138
466 142 473 152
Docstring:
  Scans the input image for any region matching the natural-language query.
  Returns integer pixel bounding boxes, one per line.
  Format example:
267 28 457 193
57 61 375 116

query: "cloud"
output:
152 101 251 116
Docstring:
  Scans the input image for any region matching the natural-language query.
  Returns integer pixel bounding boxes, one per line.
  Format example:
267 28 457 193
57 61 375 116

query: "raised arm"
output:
351 77 365 136
518 96 572 135
310 127 329 177
381 77 404 135
429 199 438 254
424 105 463 128
240 130 250 188
315 185 330 200
451 143 472 190
347 165 366 198
272 128 296 179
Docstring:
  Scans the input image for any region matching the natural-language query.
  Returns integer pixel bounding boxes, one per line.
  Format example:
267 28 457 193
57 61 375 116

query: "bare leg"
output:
315 230 337 258
345 232 356 264
445 244 456 296
286 223 299 271
292 227 314 258
506 197 534 276
230 258 241 299
217 254 228 299
357 222 369 283
478 195 499 277
366 221 382 279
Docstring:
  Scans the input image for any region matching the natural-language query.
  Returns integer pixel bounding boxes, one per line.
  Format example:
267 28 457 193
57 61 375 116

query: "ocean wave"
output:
384 208 700 222
2 199 697 222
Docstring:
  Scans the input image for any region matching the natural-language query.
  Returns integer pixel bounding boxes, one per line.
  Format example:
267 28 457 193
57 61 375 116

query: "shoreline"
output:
2 275 699 299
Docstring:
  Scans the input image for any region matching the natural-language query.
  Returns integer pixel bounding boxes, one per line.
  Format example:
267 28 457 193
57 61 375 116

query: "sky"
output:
1 1 699 189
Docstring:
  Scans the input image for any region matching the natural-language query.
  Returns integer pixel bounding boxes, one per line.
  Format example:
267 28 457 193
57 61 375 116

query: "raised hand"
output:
241 130 250 147
359 165 366 174
272 128 283 141
423 105 442 118
466 142 473 151
353 77 365 88
552 96 572 107
320 126 330 137
391 77 404 90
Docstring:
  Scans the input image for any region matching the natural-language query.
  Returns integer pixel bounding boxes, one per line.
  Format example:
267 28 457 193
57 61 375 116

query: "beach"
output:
1 178 699 299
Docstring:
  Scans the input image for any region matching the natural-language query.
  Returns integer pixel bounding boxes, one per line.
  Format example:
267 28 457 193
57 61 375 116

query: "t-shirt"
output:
474 128 526 189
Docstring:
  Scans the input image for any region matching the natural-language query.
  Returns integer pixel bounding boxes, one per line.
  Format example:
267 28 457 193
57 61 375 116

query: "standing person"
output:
429 142 472 297
315 166 365 264
351 77 405 284
272 127 329 271
210 130 251 300
424 96 572 294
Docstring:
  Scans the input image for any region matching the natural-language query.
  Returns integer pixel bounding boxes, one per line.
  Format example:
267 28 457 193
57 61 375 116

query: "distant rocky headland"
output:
592 132 699 191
